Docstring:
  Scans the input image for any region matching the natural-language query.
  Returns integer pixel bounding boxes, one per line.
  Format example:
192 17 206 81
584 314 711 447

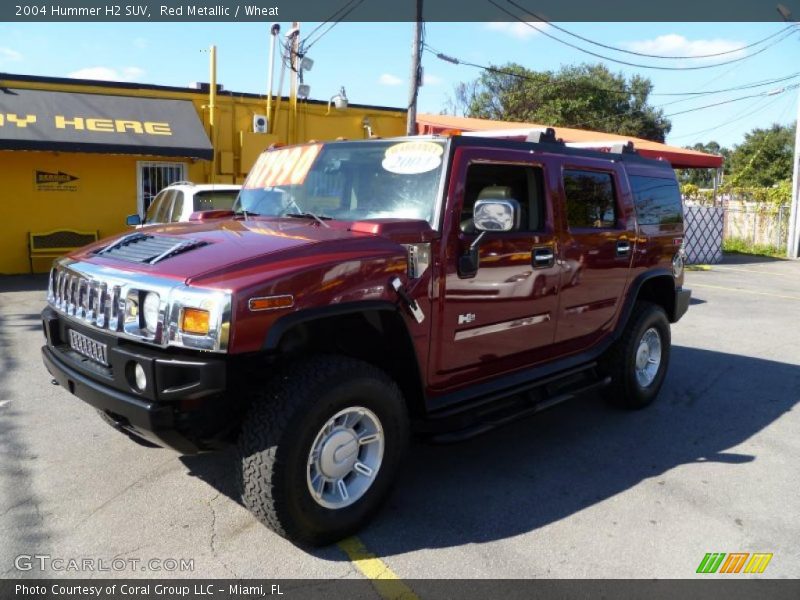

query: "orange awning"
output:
416 114 723 169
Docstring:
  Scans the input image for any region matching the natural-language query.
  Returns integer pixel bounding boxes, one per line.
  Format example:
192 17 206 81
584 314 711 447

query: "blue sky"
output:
0 21 797 149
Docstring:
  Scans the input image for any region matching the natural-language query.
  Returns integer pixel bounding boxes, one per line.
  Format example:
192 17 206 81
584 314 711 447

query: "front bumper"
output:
41 306 228 453
673 287 691 323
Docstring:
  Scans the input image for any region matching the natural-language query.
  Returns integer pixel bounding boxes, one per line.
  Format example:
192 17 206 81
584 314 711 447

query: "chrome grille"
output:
49 265 124 332
46 258 232 353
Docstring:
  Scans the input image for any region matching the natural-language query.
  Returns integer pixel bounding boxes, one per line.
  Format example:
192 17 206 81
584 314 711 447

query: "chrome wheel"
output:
307 406 384 509
634 327 662 388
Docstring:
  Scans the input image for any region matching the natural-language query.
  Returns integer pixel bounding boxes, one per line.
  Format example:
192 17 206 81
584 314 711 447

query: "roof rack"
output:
462 127 563 144
564 140 637 155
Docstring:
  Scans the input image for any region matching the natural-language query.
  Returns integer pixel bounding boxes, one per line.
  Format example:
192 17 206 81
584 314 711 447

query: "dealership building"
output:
0 73 406 274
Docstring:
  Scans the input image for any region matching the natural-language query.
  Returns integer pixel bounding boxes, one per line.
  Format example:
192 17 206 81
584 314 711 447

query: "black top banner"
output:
2 0 799 22
0 87 213 158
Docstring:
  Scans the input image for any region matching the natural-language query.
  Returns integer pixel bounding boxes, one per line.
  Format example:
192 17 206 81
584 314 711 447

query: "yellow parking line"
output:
692 282 800 302
338 536 419 600
711 265 795 278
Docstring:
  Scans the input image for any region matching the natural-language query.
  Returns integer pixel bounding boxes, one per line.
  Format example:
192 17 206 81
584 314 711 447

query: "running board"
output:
421 372 611 444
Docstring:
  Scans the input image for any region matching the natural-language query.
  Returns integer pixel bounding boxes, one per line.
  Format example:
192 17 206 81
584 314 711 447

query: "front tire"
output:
601 302 671 409
237 355 409 546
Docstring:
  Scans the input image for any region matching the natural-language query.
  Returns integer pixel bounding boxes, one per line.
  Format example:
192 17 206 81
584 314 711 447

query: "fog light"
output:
134 363 147 391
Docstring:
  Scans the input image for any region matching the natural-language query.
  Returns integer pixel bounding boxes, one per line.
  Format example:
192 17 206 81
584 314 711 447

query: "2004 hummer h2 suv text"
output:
41 130 690 545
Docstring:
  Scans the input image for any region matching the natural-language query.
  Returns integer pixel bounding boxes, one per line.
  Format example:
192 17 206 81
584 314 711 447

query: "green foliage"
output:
447 63 671 142
722 237 786 258
718 180 791 212
726 123 794 187
676 141 730 188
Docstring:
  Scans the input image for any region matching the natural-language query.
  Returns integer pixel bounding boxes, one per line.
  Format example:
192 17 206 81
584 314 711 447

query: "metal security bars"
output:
136 161 187 216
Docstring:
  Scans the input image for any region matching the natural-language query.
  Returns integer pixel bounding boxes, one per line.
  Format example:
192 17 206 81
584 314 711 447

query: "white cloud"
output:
486 21 546 40
133 37 149 49
379 73 403 86
0 47 22 62
624 34 745 60
67 66 146 81
423 73 443 86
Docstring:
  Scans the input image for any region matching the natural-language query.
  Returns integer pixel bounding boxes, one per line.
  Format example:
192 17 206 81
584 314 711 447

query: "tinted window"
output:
170 191 185 222
563 170 617 229
154 190 174 223
193 190 239 212
629 175 682 226
144 190 168 224
461 163 545 232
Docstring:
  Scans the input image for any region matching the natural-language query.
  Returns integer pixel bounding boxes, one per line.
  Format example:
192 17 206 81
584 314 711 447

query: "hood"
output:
71 217 432 286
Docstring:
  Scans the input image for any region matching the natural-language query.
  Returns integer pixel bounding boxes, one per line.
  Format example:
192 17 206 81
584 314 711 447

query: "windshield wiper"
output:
284 212 331 228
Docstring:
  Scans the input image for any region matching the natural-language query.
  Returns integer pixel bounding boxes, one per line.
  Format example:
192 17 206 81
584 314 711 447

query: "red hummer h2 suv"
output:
41 130 690 545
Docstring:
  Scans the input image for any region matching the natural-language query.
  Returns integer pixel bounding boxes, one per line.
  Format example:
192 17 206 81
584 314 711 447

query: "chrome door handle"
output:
616 241 631 256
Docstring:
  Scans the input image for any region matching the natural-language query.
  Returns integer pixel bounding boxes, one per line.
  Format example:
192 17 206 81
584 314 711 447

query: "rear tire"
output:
601 302 671 409
237 355 409 546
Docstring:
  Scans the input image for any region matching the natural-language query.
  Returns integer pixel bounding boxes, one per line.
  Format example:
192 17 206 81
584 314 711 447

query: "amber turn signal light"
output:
248 295 294 312
181 308 211 335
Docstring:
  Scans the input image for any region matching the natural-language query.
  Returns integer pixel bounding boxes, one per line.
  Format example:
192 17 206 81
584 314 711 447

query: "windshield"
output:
233 140 445 226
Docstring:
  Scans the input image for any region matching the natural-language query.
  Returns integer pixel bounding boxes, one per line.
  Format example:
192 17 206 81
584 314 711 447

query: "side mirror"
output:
126 214 142 227
473 198 521 232
458 198 521 278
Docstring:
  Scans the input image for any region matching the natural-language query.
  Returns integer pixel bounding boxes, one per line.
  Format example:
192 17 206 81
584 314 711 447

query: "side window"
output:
144 191 166 224
154 190 175 224
629 175 682 226
460 163 545 233
563 169 617 229
170 191 185 222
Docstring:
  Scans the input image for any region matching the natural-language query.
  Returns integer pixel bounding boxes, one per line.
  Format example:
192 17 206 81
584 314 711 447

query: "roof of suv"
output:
164 182 241 192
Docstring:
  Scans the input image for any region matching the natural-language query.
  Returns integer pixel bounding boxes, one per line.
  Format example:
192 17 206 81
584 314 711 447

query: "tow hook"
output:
391 277 425 324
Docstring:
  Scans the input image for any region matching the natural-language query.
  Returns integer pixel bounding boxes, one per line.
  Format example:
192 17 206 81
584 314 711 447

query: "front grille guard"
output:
47 258 231 353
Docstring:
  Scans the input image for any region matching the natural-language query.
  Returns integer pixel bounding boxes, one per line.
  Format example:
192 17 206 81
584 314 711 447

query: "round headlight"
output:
142 292 161 333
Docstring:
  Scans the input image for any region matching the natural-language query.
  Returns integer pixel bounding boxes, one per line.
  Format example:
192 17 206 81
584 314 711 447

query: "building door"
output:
136 161 187 217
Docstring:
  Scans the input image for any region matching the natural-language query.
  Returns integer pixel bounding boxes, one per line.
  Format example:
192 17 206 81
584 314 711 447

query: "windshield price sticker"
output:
382 141 443 175
246 143 322 189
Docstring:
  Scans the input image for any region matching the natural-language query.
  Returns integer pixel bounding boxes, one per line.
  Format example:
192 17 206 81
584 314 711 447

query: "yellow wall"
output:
0 77 407 274
0 150 203 274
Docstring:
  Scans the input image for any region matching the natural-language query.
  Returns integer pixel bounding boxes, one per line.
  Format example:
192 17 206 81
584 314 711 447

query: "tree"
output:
676 141 730 188
726 123 794 188
444 62 671 142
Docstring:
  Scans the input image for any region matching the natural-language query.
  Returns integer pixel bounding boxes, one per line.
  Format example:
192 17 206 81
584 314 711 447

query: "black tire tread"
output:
602 301 669 409
237 355 406 545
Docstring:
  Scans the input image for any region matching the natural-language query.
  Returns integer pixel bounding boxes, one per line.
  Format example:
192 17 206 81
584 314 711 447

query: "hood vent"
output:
94 233 208 264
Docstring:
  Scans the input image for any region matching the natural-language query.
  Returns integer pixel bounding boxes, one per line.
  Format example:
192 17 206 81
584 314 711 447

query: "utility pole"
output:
406 0 423 136
787 88 800 258
288 22 300 145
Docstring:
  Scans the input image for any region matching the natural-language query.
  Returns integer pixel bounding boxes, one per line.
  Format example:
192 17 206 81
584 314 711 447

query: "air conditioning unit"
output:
253 114 268 133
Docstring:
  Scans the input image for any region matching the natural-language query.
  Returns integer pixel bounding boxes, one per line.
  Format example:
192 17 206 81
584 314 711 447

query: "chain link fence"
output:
682 196 790 264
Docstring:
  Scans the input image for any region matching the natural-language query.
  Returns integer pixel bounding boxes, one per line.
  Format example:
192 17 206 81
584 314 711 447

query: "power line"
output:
301 0 360 46
664 85 799 117
669 93 792 142
488 0 797 71
505 0 798 60
425 44 800 102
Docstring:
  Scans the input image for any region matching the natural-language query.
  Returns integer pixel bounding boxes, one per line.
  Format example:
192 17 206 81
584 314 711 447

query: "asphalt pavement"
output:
1 255 798 581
